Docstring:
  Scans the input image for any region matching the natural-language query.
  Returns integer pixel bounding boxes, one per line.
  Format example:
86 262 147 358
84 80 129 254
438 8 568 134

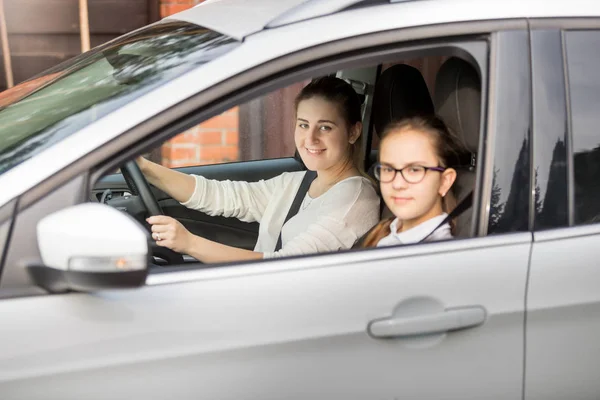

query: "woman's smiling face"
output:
294 96 358 173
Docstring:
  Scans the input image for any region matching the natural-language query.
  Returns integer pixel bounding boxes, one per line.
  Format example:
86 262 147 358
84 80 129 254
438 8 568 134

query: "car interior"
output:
92 52 482 267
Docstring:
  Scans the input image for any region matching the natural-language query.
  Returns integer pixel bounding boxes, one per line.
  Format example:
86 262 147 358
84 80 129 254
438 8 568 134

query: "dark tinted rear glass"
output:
565 30 600 224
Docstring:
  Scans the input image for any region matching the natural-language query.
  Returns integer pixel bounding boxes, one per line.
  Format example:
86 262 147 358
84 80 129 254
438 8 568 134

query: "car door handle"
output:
368 306 486 338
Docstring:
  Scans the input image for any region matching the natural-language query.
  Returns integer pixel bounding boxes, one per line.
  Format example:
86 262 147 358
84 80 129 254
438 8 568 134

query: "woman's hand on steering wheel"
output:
147 215 194 255
121 159 186 265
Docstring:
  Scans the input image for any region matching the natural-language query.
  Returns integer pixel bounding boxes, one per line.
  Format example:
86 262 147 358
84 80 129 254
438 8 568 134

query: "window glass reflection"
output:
566 31 600 224
0 21 239 176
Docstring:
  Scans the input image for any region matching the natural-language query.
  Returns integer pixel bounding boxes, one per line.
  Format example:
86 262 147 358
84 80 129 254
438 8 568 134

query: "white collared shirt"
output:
376 213 452 247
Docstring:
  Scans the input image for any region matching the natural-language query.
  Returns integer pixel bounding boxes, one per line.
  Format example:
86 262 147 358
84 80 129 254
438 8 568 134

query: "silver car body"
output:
0 0 598 207
0 0 598 399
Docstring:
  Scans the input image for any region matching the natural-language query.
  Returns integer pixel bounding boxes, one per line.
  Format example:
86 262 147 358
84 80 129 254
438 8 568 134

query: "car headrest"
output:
372 64 434 136
434 57 481 153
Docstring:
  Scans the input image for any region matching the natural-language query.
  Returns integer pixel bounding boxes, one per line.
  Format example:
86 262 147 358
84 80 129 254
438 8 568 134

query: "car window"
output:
0 21 239 177
565 30 600 225
160 81 306 168
128 52 484 262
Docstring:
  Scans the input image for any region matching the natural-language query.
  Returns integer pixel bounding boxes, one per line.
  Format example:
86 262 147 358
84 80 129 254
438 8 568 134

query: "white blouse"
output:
181 171 380 258
376 213 452 247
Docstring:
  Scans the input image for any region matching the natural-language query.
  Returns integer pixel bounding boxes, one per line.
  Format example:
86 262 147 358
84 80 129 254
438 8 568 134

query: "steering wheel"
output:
122 160 163 215
122 161 185 265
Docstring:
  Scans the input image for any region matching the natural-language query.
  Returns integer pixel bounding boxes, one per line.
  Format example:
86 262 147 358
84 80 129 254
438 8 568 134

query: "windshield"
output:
0 21 239 176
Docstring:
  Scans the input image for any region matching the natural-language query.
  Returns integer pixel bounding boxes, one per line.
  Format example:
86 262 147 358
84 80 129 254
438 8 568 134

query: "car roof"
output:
169 0 450 41
168 0 600 41
165 0 309 41
1 0 600 207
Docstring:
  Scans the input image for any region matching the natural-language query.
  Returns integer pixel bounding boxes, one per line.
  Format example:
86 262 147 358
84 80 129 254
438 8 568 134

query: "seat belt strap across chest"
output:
274 170 317 252
420 190 473 243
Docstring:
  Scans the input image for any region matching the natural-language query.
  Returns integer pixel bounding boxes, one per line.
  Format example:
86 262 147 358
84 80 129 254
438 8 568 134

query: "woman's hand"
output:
136 156 148 173
147 215 193 254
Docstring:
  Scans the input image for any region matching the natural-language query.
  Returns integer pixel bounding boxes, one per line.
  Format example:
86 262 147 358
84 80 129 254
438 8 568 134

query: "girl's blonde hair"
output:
360 115 463 248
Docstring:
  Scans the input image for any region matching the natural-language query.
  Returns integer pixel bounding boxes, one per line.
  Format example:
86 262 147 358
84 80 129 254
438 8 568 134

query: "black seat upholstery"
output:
433 57 481 237
371 64 434 138
368 64 434 175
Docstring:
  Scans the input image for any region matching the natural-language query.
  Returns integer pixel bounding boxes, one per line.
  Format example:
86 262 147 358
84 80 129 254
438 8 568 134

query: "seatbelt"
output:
420 190 473 242
274 170 317 251
351 190 473 249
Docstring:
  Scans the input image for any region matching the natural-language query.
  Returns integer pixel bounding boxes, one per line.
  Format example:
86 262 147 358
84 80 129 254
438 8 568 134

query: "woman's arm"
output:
182 171 299 223
147 215 263 263
137 157 196 203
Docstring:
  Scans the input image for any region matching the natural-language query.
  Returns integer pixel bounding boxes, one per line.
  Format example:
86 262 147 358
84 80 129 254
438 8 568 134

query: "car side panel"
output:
0 235 529 400
527 227 600 399
526 26 600 400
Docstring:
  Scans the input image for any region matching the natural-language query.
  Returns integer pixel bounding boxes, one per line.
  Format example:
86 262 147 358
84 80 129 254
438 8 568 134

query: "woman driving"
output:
137 76 380 263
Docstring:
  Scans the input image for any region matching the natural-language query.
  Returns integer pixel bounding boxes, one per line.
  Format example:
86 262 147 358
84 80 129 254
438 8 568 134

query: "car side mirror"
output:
28 203 150 293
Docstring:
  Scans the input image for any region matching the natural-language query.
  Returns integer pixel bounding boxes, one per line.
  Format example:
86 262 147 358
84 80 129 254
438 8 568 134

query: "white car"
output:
0 0 599 398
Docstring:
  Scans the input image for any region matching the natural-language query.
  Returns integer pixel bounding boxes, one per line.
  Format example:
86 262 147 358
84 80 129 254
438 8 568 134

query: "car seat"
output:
368 63 435 218
433 57 481 238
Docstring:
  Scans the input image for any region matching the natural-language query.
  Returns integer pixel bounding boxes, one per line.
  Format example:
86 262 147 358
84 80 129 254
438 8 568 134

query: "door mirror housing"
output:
28 203 150 293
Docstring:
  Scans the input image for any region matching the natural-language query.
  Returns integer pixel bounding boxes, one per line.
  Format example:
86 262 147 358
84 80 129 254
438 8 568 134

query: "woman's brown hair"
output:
295 76 366 175
360 115 463 248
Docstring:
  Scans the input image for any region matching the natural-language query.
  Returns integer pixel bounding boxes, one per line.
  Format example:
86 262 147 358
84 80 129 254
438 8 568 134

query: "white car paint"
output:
0 233 531 399
0 0 598 208
2 0 595 398
37 203 148 271
169 0 308 40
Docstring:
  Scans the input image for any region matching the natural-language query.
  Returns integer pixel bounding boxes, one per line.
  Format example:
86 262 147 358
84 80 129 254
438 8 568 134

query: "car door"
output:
0 28 532 399
526 24 600 399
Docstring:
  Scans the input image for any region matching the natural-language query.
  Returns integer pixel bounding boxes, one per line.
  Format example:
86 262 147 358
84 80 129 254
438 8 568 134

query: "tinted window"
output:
531 30 568 230
0 21 239 177
566 30 600 224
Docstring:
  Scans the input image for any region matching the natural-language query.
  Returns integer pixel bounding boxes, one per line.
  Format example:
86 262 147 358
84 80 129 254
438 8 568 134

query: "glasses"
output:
374 163 446 183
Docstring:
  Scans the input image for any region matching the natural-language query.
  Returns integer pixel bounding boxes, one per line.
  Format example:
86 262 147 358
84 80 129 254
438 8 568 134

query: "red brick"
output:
221 106 239 117
160 4 193 17
197 131 223 145
169 130 198 144
200 146 238 162
170 159 207 168
170 146 198 161
225 131 238 145
200 113 238 130
161 143 172 159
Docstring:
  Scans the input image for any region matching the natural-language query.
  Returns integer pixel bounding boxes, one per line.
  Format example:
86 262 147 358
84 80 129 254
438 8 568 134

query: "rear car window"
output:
0 21 239 176
565 30 600 225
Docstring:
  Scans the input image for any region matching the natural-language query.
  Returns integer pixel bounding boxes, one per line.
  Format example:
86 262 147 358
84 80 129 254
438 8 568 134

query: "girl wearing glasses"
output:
360 116 462 247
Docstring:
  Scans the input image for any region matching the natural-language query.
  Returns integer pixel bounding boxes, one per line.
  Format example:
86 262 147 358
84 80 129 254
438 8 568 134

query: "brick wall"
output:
160 0 204 17
159 0 240 168
161 107 240 167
